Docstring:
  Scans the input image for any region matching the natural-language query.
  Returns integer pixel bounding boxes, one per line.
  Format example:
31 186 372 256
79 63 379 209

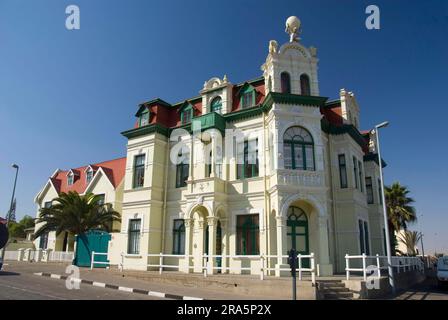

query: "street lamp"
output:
0 164 19 270
372 121 396 295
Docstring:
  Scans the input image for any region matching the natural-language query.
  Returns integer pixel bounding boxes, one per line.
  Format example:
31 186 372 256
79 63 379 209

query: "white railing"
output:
49 251 74 262
90 252 316 283
345 253 424 280
4 251 19 261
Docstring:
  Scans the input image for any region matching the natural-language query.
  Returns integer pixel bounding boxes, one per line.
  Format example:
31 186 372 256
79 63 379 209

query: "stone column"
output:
180 218 193 273
275 215 289 276
317 216 333 276
220 219 228 273
17 248 25 261
207 217 218 274
193 219 205 273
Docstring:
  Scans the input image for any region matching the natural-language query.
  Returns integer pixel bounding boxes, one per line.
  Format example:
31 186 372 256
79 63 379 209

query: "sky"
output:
0 0 447 254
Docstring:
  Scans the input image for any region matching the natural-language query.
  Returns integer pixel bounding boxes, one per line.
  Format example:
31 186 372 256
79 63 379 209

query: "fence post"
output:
120 252 124 272
362 253 367 281
298 254 302 281
345 254 350 280
376 254 381 278
259 255 264 280
203 254 207 278
310 253 316 285
159 253 163 274
90 251 95 270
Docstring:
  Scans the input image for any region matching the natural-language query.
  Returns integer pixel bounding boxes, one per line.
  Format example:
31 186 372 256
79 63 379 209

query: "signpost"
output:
288 248 298 300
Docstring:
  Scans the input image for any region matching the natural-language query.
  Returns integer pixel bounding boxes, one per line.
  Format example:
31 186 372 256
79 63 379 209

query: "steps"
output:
318 280 355 300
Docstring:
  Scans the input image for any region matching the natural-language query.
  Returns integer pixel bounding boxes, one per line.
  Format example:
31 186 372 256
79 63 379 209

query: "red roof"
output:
51 157 126 194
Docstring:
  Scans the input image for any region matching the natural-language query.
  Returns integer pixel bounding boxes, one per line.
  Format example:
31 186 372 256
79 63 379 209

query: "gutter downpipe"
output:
161 136 170 255
263 111 270 274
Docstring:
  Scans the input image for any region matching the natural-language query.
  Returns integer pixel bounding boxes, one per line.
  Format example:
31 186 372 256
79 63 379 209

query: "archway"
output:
287 206 310 267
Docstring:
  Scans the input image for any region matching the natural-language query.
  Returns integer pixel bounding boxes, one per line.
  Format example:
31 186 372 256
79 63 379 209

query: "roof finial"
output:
285 16 301 42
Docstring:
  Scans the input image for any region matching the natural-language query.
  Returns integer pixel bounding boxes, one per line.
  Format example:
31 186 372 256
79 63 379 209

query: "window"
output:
359 219 370 255
280 72 291 94
67 173 74 186
236 214 259 255
215 146 223 179
176 149 190 188
300 74 311 96
283 126 315 171
358 160 364 192
139 110 150 127
353 157 358 189
211 97 222 114
86 169 93 184
366 177 374 204
172 219 185 255
44 201 52 209
338 154 348 188
133 154 145 188
240 86 256 109
181 105 193 124
236 139 259 179
378 178 383 205
127 219 141 254
206 150 212 178
364 221 370 255
358 219 365 254
39 232 49 249
382 228 387 255
96 194 105 206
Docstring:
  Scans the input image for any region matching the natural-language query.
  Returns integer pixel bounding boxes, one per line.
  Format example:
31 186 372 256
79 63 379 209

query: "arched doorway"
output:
287 206 310 267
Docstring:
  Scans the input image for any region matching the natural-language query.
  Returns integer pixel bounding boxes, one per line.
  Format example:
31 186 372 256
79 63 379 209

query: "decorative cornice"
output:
321 118 366 148
121 123 170 139
262 92 328 110
363 153 387 168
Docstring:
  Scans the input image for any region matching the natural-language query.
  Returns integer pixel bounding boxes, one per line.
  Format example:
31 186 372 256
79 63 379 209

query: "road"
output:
393 277 448 300
0 264 162 300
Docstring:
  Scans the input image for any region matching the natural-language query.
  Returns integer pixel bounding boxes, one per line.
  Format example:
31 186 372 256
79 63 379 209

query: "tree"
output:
8 215 35 238
397 230 421 256
385 182 417 255
34 191 120 239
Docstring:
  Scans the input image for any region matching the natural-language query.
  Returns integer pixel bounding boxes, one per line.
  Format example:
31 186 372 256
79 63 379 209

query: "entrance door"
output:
287 206 310 268
205 221 222 272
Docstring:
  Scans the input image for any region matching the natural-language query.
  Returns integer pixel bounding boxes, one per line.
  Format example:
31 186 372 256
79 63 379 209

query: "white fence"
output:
3 249 74 263
90 252 316 283
345 253 424 281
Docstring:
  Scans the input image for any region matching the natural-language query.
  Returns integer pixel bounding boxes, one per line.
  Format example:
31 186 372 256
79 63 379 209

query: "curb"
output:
34 272 204 300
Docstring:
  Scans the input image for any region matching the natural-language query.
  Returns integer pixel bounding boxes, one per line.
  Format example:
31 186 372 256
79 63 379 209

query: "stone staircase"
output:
317 280 355 300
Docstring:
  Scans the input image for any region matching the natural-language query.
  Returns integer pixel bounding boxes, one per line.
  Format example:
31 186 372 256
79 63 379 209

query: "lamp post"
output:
372 121 396 295
0 164 19 270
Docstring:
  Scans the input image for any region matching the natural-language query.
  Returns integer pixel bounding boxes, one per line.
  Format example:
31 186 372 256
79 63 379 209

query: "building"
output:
34 16 388 276
34 157 126 253
111 16 387 275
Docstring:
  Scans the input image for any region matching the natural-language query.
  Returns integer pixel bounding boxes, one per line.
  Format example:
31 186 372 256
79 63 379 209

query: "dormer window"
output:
67 173 74 186
180 104 193 124
86 168 94 184
211 97 222 114
239 84 256 109
139 109 150 127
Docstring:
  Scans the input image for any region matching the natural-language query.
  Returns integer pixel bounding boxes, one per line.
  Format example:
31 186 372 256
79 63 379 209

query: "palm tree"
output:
385 182 417 254
34 191 120 240
397 230 421 256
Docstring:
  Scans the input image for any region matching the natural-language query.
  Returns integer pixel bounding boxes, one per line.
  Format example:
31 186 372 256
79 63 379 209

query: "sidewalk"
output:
7 261 295 300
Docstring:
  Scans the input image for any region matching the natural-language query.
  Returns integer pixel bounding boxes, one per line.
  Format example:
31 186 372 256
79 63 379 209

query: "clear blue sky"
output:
0 0 447 254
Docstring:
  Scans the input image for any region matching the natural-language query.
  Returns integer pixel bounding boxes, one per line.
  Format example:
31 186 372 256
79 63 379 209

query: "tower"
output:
261 16 320 97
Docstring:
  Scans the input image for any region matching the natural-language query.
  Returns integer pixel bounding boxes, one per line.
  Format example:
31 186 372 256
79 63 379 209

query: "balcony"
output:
273 170 325 188
187 176 227 195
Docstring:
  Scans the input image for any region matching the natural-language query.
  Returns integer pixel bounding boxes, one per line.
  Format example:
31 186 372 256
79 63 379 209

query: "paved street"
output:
0 263 161 300
393 277 448 300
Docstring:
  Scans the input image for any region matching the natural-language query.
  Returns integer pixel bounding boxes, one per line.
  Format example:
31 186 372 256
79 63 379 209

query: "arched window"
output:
283 126 315 171
139 109 150 126
300 74 311 96
281 72 291 94
210 96 222 114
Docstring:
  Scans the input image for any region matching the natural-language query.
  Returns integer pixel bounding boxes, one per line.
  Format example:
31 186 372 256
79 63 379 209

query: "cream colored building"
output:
111 17 388 276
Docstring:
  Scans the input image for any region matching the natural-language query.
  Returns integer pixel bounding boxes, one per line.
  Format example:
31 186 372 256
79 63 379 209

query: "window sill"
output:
124 254 142 258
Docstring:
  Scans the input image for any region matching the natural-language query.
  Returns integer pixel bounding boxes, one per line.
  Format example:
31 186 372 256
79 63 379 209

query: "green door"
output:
287 207 310 268
74 230 111 268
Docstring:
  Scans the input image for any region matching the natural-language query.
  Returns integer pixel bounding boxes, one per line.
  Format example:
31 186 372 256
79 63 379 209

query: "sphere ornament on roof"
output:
285 16 301 42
